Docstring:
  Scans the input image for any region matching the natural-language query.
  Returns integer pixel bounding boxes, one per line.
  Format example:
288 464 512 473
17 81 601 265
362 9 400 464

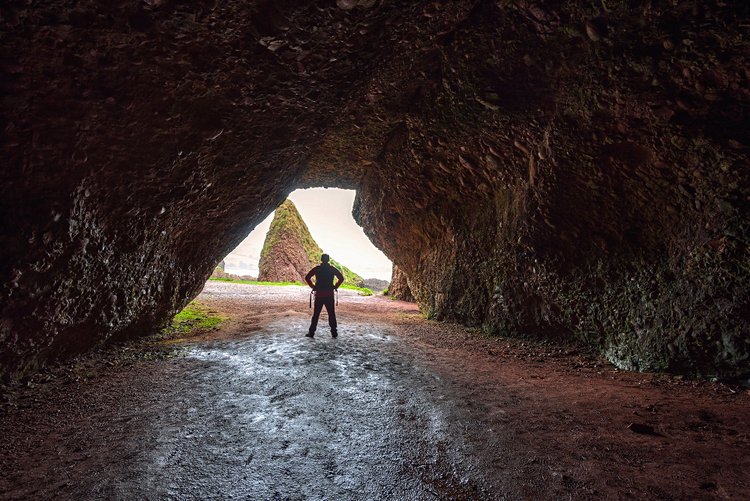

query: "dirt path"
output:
1 281 748 500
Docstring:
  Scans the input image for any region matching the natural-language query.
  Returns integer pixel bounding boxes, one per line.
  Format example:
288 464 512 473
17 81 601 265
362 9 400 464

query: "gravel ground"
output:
1 281 748 500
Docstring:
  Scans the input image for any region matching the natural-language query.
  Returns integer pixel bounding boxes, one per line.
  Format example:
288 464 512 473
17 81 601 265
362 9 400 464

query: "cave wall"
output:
351 1 750 377
388 264 414 302
0 0 422 380
1 0 748 380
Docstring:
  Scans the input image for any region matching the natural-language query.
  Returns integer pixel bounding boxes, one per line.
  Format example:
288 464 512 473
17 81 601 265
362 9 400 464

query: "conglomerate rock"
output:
1 1 748 380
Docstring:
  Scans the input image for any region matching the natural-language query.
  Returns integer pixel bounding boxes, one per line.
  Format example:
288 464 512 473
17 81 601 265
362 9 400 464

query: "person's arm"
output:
305 267 318 289
333 268 344 289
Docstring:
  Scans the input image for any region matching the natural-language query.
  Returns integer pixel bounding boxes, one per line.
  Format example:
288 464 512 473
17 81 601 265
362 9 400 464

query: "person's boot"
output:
331 330 338 338
305 331 314 338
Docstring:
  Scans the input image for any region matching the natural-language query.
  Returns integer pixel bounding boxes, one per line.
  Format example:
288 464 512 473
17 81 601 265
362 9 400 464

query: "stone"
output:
585 21 602 42
363 278 389 292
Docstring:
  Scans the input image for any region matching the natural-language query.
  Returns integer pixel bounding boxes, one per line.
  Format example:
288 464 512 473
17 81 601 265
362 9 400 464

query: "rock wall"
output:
0 0 381 380
1 0 748 380
388 265 414 302
351 1 750 377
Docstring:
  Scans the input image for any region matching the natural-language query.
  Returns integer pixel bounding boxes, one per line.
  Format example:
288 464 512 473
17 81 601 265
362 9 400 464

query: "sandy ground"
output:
0 281 748 500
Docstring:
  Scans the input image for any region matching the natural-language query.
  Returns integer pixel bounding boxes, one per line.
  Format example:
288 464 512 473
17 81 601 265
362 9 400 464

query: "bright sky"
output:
223 188 393 281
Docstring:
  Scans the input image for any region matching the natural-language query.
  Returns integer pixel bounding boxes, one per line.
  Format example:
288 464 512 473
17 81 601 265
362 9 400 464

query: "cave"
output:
3 0 747 382
2 1 749 496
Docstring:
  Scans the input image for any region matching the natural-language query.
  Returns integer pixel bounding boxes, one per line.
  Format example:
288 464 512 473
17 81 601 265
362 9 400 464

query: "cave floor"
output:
1 282 748 500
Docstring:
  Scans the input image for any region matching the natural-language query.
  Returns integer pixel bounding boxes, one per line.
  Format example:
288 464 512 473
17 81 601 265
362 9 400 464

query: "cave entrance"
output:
216 188 392 289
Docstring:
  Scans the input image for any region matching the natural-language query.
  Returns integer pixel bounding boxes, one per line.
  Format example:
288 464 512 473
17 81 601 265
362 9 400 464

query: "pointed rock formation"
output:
257 200 364 286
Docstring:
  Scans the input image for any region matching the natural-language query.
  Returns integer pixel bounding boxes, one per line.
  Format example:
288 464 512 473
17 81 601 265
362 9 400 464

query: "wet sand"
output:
1 281 748 499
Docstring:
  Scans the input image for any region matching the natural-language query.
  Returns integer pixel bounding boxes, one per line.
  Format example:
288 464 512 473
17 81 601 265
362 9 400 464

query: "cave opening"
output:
217 188 392 285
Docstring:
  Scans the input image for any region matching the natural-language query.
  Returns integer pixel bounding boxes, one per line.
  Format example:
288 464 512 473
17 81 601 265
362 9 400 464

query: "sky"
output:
222 188 393 281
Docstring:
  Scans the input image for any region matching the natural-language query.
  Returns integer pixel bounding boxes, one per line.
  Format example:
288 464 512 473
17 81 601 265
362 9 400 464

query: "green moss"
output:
162 301 225 338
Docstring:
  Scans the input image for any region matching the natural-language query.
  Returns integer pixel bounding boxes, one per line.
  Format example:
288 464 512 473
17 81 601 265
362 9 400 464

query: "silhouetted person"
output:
305 253 344 338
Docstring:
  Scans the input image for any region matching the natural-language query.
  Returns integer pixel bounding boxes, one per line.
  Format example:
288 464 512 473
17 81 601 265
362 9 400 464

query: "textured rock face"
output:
351 1 750 377
257 200 363 285
1 1 748 380
1 0 372 379
388 265 414 302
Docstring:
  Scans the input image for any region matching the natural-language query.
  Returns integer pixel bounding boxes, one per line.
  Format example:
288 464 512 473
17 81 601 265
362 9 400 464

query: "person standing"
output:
305 254 344 338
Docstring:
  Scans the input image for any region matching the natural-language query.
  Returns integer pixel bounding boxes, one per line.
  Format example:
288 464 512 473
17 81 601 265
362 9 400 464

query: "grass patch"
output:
209 277 373 295
160 301 226 340
340 283 373 296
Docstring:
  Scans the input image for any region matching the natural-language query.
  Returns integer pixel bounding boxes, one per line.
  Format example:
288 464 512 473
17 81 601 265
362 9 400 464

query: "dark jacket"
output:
305 263 344 298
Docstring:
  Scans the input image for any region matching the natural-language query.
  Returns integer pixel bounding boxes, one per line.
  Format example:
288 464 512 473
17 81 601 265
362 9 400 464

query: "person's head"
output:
321 253 330 264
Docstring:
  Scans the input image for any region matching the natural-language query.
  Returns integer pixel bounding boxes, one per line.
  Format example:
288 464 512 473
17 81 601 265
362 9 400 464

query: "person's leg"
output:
324 297 337 337
308 298 324 336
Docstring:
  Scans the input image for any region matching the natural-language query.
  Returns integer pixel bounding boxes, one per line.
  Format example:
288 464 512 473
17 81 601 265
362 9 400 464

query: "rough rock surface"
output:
351 1 750 378
1 1 748 380
257 200 363 285
388 265 414 302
